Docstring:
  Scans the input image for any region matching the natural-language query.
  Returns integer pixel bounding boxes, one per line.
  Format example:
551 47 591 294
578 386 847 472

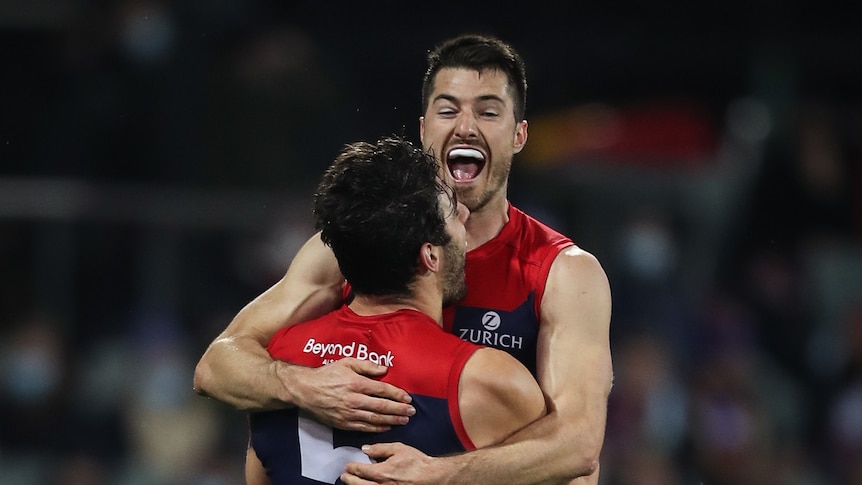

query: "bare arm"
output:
472 246 612 483
246 441 272 485
458 347 547 449
194 233 415 429
344 246 612 484
194 233 345 410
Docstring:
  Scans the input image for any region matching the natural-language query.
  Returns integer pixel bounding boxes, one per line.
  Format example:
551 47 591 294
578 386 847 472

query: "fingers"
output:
342 460 382 483
350 385 414 413
345 359 413 404
341 443 427 484
340 444 400 484
309 360 414 431
359 443 398 460
340 471 375 485
332 393 415 431
344 357 390 377
333 410 399 432
300 358 415 431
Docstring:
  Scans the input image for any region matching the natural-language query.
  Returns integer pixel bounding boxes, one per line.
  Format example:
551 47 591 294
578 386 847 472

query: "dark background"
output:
2 1 861 484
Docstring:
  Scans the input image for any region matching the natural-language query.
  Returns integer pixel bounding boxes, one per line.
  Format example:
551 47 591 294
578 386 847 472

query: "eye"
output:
476 102 503 118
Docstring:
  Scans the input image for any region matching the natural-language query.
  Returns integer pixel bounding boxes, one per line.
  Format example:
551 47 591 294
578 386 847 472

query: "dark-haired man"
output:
245 136 545 484
197 34 612 485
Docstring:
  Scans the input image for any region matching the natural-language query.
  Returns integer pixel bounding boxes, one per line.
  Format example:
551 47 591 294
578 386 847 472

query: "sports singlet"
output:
443 203 574 375
249 306 479 484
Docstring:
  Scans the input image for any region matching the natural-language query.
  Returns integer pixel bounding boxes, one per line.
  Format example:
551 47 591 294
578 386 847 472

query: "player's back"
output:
250 306 480 484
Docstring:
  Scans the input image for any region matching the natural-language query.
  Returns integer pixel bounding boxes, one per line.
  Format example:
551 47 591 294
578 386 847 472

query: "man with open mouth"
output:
195 34 613 485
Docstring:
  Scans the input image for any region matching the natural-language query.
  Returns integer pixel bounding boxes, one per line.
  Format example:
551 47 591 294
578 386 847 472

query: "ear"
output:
513 120 528 154
418 242 441 273
419 116 425 144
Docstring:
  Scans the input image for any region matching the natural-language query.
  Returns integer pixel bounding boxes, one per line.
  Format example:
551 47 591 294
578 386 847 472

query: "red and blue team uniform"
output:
443 203 574 375
249 306 479 485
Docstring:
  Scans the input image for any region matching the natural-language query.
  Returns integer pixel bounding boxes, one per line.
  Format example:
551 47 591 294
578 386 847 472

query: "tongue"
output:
450 161 479 181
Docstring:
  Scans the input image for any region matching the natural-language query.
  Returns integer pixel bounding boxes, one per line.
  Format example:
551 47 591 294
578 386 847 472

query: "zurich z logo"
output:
482 311 501 331
453 294 539 375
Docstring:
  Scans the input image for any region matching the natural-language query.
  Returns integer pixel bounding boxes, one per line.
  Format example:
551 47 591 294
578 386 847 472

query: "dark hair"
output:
422 34 528 122
313 135 453 296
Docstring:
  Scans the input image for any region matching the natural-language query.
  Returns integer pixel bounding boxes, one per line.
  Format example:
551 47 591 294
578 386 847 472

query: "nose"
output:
454 112 478 139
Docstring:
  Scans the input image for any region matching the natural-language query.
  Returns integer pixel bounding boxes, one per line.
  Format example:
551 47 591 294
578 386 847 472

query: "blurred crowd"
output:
1 1 861 484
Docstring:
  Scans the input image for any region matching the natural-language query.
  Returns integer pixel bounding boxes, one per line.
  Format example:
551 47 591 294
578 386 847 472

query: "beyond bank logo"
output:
302 338 394 366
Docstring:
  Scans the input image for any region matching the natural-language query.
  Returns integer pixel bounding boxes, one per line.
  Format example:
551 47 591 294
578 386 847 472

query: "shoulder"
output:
458 347 546 447
541 246 611 331
549 246 609 290
510 205 571 242
506 206 573 269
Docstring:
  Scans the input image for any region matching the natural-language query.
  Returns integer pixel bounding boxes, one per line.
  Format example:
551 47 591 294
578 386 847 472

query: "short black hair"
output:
422 34 528 122
313 135 454 296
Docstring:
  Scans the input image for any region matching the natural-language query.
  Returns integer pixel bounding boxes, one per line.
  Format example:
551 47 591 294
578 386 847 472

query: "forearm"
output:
439 454 597 485
194 235 345 410
437 411 602 485
194 333 294 411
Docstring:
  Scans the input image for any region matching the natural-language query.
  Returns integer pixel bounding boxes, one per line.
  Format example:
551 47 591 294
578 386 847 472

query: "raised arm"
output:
344 246 612 484
194 233 415 429
193 232 346 410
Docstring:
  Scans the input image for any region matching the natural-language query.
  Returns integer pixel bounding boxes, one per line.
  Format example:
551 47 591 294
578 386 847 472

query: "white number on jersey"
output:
298 411 374 483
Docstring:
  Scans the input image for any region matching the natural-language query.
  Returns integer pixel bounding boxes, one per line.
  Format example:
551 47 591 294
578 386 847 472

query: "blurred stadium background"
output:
1 1 861 484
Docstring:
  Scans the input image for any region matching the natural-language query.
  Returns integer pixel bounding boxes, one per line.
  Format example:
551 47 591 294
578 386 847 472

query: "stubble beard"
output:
456 156 511 214
441 240 467 307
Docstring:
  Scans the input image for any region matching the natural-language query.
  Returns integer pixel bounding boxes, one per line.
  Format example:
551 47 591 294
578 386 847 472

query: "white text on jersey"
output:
458 329 524 349
302 338 395 367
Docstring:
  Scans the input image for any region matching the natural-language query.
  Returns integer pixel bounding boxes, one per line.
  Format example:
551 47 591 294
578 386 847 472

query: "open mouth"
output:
447 147 485 182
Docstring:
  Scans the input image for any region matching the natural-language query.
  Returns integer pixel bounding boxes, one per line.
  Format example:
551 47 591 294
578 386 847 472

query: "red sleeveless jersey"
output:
251 306 480 484
339 203 573 375
443 203 574 374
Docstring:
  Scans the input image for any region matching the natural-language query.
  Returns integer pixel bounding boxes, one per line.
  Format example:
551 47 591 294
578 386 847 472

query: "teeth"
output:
448 148 484 160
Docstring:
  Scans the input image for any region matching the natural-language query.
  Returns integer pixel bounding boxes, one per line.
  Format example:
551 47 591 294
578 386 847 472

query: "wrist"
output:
271 359 302 408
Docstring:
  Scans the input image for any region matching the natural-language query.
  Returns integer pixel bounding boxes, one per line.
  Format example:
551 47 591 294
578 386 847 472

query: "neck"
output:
465 196 510 251
349 290 443 325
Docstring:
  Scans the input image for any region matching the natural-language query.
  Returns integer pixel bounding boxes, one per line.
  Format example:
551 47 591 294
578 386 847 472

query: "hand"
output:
341 443 444 485
290 358 415 432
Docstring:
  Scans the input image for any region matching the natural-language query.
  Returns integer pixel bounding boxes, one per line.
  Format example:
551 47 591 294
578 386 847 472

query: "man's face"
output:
420 67 528 214
439 190 468 306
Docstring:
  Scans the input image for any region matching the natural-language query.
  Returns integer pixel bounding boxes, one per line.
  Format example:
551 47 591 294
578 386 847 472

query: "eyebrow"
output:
432 93 507 105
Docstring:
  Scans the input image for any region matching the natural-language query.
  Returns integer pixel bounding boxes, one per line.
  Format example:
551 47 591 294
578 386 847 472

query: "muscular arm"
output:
479 246 612 483
194 234 415 427
459 348 547 449
344 247 612 484
193 233 345 410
